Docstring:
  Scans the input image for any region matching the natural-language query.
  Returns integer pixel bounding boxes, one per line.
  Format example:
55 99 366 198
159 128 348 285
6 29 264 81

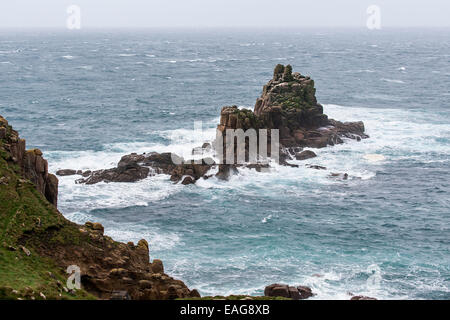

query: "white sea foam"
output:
51 104 450 215
118 53 137 57
381 78 405 84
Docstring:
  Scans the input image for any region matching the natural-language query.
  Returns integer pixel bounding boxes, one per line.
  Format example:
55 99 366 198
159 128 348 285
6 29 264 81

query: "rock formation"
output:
0 115 58 207
0 115 199 300
217 64 368 154
56 65 369 185
264 283 314 300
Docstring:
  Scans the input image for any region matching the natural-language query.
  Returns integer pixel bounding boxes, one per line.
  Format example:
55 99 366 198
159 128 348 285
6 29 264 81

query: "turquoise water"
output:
1 29 449 299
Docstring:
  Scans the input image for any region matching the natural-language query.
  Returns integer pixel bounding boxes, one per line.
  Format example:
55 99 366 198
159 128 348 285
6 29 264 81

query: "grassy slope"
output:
0 138 94 300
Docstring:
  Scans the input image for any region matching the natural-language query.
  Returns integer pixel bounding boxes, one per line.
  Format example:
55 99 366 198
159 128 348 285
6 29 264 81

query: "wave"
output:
381 78 405 84
49 104 450 214
117 53 137 57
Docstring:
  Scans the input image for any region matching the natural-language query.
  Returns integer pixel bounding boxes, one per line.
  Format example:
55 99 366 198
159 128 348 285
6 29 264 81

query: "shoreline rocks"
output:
0 115 58 207
56 65 368 186
264 283 314 300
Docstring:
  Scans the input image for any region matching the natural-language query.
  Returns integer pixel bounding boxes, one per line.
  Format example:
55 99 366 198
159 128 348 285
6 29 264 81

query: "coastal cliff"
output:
0 115 199 300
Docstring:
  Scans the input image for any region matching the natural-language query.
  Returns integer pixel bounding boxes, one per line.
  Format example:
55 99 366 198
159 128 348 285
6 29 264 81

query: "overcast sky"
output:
0 0 448 28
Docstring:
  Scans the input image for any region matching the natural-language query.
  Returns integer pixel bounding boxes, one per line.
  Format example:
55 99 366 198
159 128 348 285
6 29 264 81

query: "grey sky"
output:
0 0 448 28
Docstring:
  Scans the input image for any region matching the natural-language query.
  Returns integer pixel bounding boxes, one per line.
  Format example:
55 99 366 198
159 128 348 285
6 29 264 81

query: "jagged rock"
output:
151 259 164 274
295 150 317 160
189 289 201 298
92 222 104 234
75 152 214 185
0 118 58 207
217 65 368 166
297 286 314 299
137 239 149 250
264 283 314 300
181 176 195 185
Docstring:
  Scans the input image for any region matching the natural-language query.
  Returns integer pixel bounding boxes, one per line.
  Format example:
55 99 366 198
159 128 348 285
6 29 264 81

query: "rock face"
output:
0 115 58 207
0 115 200 300
217 65 368 158
264 283 314 300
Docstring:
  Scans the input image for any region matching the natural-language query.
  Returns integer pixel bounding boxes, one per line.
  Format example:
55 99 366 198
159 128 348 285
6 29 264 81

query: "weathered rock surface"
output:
75 152 215 185
217 65 368 163
264 283 314 300
1 115 200 300
0 115 58 207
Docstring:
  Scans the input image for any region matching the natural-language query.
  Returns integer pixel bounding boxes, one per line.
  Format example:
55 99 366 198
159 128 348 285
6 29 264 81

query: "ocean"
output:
0 28 449 299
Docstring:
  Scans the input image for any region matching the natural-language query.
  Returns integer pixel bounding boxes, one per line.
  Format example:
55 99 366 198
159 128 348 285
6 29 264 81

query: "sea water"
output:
0 28 449 299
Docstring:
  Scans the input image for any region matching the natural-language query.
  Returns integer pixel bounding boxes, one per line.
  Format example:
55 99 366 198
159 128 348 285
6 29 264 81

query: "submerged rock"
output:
0 115 58 207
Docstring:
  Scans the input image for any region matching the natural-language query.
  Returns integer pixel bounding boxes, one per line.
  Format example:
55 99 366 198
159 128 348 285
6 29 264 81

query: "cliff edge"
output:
0 115 199 300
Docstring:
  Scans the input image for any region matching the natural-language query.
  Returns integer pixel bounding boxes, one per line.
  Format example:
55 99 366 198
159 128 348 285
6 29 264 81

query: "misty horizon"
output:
0 0 448 29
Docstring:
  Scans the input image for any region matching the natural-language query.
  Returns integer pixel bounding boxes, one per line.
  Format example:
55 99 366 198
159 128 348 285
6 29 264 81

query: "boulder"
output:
297 286 314 299
181 176 195 185
151 259 164 274
295 150 317 160
264 283 314 300
92 222 104 234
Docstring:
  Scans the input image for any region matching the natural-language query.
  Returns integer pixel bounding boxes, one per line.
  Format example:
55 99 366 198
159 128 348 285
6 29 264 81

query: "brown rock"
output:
92 223 104 234
297 286 314 299
151 259 164 274
295 150 317 160
137 239 149 250
181 176 195 185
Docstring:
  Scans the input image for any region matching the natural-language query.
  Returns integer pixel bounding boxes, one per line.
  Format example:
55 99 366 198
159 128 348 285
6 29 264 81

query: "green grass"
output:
0 138 95 300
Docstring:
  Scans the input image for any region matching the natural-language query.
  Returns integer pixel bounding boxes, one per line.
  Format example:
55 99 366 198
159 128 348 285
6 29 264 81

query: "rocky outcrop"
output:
0 115 58 207
264 283 314 300
74 152 215 185
218 65 367 154
1 115 199 300
56 65 369 186
31 220 199 300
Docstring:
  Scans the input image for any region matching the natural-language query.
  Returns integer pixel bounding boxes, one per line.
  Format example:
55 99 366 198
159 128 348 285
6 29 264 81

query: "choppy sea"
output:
1 28 449 299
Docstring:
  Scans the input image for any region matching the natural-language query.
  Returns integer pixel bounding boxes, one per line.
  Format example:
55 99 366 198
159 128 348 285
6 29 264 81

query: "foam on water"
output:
4 30 448 299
